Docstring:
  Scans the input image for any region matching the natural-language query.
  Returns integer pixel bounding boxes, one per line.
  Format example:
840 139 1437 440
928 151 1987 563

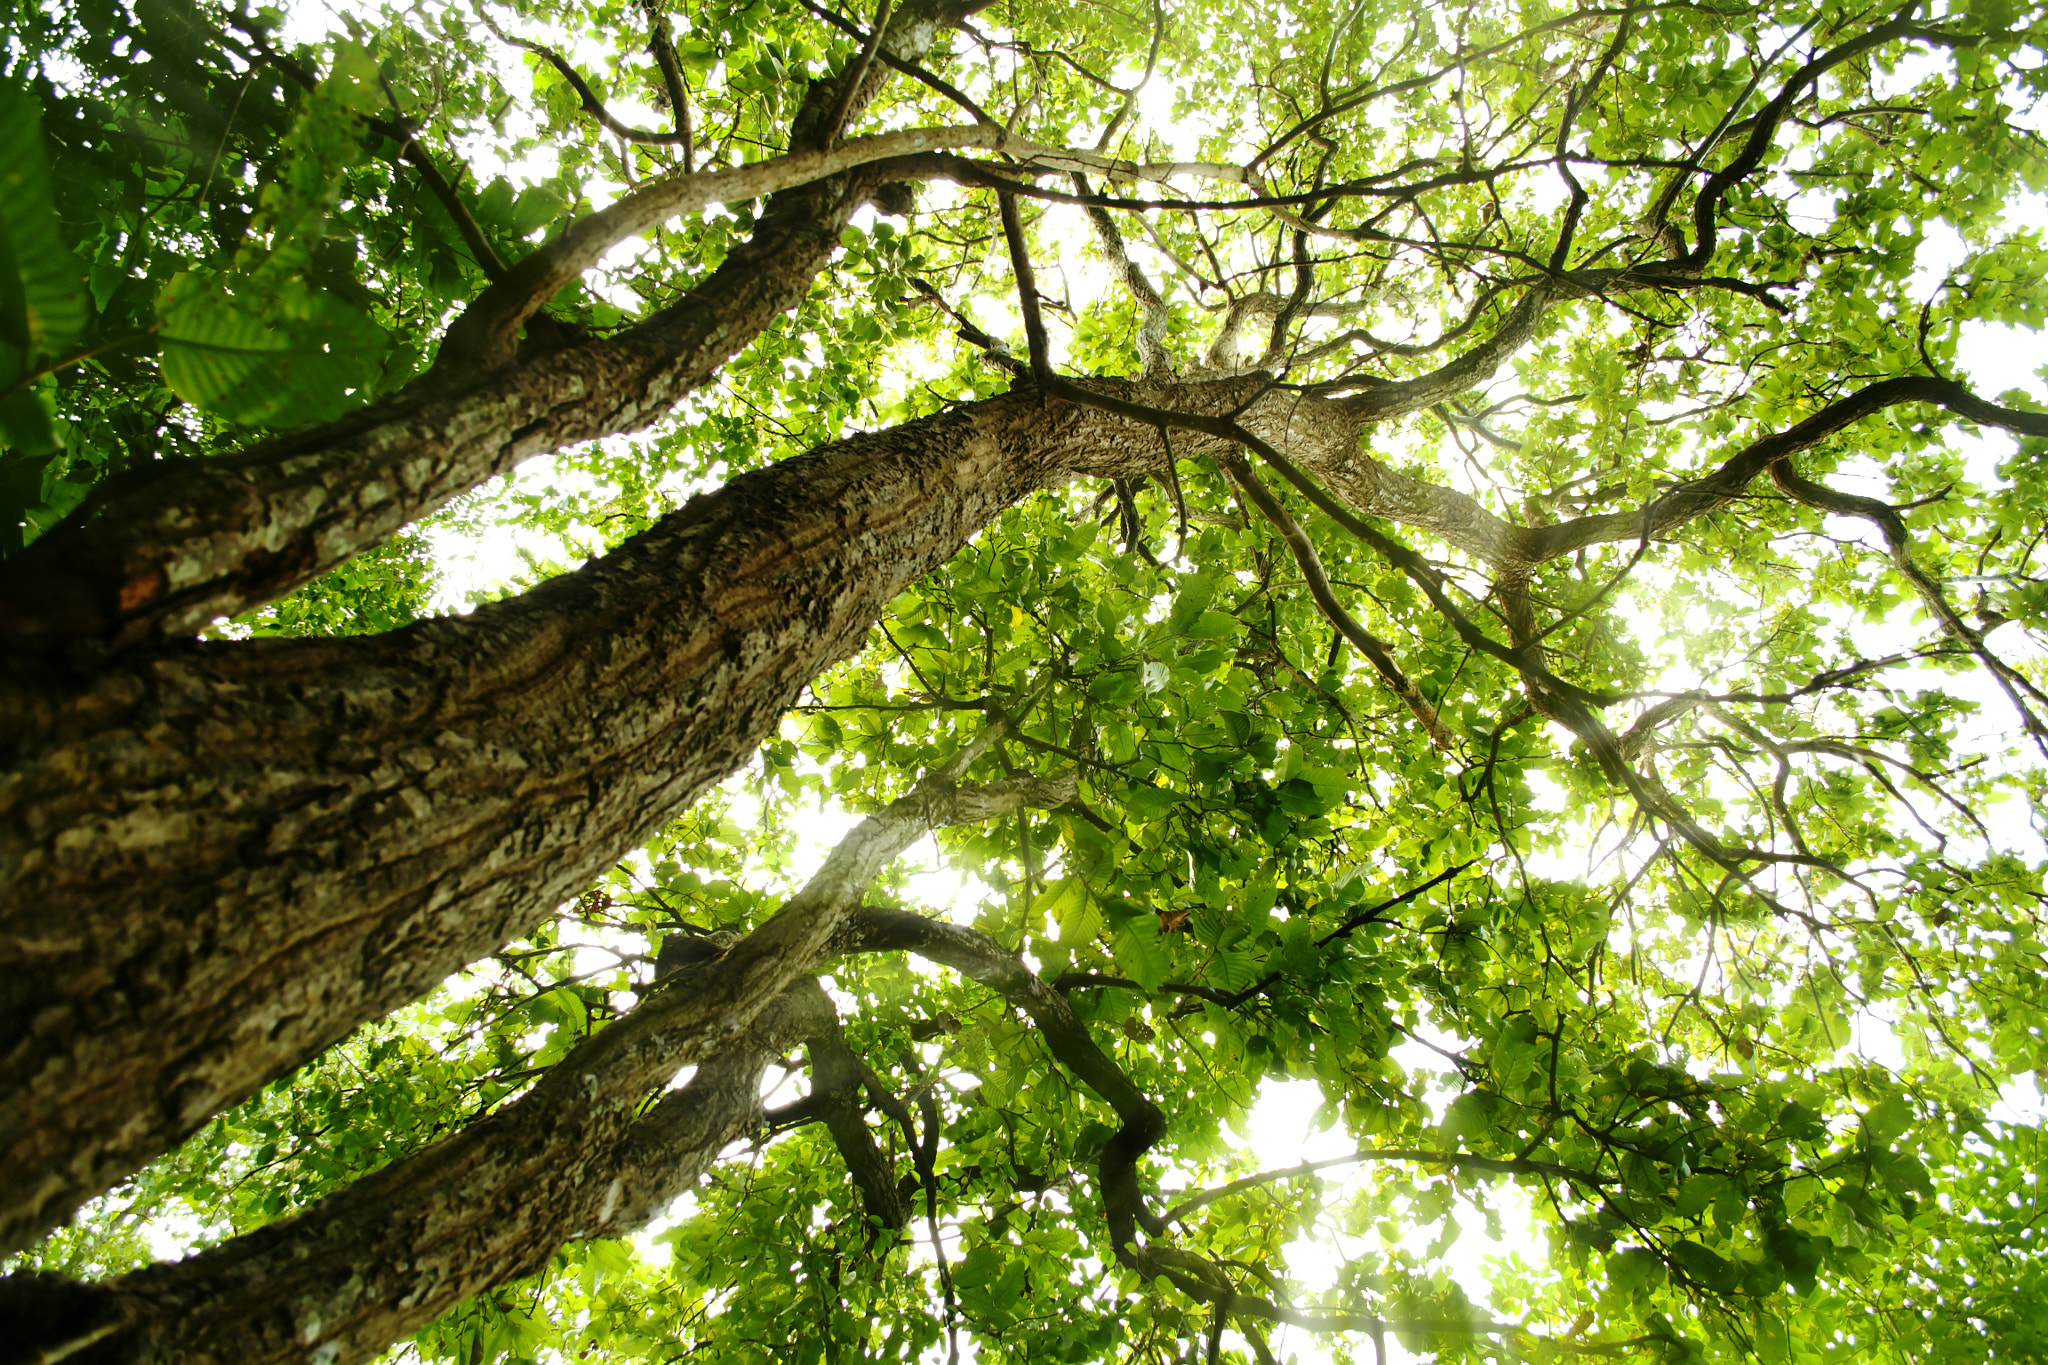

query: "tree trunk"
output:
0 379 1152 1256
0 768 1072 1365
1 337 1607 1253
0 162 867 654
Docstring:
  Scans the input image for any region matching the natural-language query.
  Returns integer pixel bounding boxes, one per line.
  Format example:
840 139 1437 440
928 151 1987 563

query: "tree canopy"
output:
4 0 2048 1362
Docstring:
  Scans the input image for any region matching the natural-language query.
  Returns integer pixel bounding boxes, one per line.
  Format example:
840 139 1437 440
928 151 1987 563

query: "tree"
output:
3 0 2047 1359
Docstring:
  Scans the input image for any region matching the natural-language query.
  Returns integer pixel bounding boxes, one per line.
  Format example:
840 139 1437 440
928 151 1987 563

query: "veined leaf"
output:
1046 879 1100 948
0 83 89 364
1180 609 1241 640
1668 1240 1741 1293
0 387 58 457
1111 917 1168 991
1121 783 1181 823
158 273 388 427
1166 569 1219 635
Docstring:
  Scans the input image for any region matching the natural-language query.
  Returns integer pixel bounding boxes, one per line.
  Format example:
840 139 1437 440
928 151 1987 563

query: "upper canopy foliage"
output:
6 0 2048 1360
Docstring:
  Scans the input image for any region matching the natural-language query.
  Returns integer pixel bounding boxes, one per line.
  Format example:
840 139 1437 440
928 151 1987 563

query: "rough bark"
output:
0 375 1112 1256
804 1019 912 1237
0 980 832 1365
12 269 1800 1253
11 328 2013 1354
0 175 857 655
0 0 976 657
0 763 1073 1365
14 330 1848 1256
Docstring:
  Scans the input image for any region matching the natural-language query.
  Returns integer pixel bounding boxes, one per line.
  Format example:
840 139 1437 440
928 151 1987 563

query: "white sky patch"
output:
1236 1051 1537 1365
140 1205 217 1264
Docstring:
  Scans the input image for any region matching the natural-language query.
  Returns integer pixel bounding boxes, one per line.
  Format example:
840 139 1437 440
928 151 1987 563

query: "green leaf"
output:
1180 609 1241 640
1754 1315 1791 1363
0 447 52 552
1668 1240 1740 1293
1439 1090 1497 1141
0 237 28 353
1088 669 1142 706
1275 777 1327 817
1607 1246 1663 1294
0 83 88 364
1166 571 1219 635
0 388 58 457
1049 880 1101 947
1862 1095 1914 1145
1121 783 1180 822
1763 1225 1826 1295
1111 917 1167 991
1675 1173 1735 1219
1776 1100 1827 1141
158 273 389 427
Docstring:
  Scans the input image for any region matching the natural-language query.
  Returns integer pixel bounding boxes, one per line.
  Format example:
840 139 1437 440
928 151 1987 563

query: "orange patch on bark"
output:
117 569 164 613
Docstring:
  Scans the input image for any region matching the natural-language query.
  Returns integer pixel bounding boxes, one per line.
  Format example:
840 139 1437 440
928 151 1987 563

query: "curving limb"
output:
1074 172 1173 377
801 1005 913 1240
472 2 695 147
1768 458 2048 752
0 976 835 1365
640 0 695 168
833 907 1170 1261
1212 447 1458 749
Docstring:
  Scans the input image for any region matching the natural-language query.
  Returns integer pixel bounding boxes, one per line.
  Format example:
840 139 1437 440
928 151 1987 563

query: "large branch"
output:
804 1013 913 1238
1211 447 1457 749
19 356 2010 1252
0 98 1316 659
1073 173 1172 377
0 0 980 657
0 750 1075 1359
835 906 1550 1351
0 379 1109 1255
1024 373 1877 893
0 980 832 1365
1162 1145 1614 1226
1197 373 2047 582
1677 15 1931 273
433 125 1017 371
1768 460 2048 747
1525 375 2048 563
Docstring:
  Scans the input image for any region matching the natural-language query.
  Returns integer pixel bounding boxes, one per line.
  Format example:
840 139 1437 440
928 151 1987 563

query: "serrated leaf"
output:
1111 917 1168 991
158 273 388 427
